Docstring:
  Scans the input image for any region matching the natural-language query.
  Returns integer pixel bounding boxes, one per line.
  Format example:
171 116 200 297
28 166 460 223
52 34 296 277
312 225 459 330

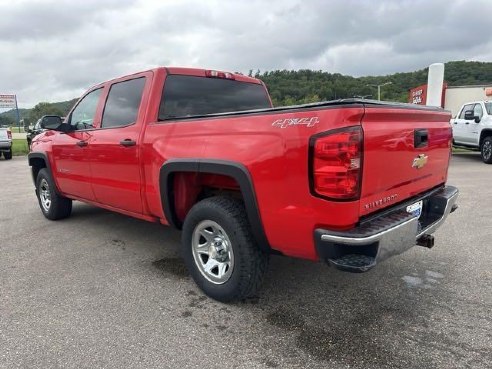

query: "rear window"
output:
159 75 271 120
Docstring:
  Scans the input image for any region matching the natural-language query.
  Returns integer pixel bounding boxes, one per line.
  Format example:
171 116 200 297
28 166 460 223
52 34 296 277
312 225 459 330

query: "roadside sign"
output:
0 94 17 109
409 85 427 105
408 84 447 107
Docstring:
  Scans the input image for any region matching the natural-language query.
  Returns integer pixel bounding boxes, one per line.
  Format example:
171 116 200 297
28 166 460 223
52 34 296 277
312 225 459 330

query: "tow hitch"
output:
417 234 435 249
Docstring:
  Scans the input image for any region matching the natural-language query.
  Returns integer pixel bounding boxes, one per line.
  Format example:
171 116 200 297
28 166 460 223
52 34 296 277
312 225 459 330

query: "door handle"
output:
120 139 136 147
414 129 428 148
465 122 469 125
453 122 457 124
76 140 88 147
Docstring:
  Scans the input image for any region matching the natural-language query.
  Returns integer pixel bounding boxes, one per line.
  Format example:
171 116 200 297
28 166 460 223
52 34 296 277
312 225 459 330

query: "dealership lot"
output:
0 154 490 369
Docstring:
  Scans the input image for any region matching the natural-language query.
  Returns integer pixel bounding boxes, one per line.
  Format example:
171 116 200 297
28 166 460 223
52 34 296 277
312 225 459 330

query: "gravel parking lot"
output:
1 153 490 369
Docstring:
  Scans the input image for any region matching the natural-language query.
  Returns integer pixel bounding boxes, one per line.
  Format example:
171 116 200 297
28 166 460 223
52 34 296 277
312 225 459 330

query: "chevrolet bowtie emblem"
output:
412 154 428 169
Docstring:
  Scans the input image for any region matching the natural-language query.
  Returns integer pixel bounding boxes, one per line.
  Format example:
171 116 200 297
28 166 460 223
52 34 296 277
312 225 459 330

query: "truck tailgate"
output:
0 129 8 140
360 105 452 217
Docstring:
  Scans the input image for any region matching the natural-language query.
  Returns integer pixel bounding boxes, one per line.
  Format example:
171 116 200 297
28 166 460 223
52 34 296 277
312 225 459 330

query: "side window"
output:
70 88 103 130
473 103 483 119
459 104 474 119
101 77 146 128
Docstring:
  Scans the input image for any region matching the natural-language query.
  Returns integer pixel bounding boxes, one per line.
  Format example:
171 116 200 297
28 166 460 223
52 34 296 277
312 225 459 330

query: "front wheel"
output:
182 196 269 302
36 168 72 220
481 136 492 164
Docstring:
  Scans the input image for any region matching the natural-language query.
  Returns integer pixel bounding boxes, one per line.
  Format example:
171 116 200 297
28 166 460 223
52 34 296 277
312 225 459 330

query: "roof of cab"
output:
88 66 263 92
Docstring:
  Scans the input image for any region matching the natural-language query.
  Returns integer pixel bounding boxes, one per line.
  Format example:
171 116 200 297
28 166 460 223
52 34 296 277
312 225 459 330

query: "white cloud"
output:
0 0 490 108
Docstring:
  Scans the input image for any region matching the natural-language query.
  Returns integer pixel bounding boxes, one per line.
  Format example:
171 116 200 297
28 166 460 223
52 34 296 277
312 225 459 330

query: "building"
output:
409 84 492 117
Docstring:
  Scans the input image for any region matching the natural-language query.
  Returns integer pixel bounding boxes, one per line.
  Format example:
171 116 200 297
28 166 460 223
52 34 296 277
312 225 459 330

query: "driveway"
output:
0 153 490 368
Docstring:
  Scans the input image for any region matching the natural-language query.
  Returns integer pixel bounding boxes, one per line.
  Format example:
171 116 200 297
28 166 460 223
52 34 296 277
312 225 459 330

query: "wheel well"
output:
480 130 492 147
159 160 272 253
29 157 47 184
171 172 242 224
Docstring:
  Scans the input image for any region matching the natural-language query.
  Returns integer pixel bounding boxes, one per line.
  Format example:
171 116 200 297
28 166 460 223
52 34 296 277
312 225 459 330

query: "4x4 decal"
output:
272 117 319 128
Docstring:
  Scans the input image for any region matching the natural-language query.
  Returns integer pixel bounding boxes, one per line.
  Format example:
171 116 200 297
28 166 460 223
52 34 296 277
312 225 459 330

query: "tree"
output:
256 61 492 106
28 102 64 123
0 115 15 127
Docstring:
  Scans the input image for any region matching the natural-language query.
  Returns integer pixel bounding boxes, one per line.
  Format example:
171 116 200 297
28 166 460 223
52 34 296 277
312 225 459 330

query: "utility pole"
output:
15 95 20 131
367 82 392 101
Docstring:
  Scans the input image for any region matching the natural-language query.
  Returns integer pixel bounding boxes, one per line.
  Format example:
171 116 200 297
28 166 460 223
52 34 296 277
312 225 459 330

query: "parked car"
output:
28 67 458 302
451 100 492 163
27 116 64 148
0 127 12 160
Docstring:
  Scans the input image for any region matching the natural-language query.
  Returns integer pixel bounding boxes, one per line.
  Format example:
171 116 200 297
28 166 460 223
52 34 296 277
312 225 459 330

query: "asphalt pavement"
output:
0 153 490 369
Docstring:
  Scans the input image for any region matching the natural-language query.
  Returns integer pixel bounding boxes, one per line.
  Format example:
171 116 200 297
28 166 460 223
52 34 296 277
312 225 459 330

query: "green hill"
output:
1 60 491 126
258 61 492 106
0 98 78 126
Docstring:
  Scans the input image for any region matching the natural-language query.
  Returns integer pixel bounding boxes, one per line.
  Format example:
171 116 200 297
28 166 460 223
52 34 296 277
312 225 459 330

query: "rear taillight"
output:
310 126 363 200
7 130 12 139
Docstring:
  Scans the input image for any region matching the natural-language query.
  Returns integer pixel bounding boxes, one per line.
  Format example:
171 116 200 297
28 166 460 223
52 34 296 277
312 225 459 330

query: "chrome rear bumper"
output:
315 186 459 272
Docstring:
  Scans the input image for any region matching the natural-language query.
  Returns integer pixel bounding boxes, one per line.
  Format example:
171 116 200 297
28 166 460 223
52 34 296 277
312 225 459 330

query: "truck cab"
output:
451 101 492 163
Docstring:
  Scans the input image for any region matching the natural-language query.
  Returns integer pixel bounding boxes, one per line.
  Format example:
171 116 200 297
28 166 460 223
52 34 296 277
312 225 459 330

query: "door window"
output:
459 104 474 119
101 77 146 128
473 103 483 119
70 88 103 130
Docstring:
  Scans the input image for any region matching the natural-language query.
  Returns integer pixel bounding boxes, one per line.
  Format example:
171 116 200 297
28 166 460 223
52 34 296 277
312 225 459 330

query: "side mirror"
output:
41 116 65 130
464 110 480 123
40 116 73 133
464 110 474 120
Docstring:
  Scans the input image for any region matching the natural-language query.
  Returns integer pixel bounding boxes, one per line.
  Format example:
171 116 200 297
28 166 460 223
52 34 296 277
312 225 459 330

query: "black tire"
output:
182 196 269 302
481 136 492 164
3 149 12 160
36 168 72 220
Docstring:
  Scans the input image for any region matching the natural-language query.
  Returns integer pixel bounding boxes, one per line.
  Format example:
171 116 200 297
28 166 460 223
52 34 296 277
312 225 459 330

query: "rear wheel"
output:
182 196 269 302
3 149 12 160
481 136 492 164
36 168 72 220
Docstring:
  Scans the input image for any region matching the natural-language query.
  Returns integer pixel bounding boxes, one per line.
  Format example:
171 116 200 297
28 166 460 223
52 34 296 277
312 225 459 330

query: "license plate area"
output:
406 200 423 219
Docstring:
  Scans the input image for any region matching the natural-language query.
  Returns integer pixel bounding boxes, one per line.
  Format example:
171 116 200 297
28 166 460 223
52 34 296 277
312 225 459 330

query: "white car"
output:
0 128 12 160
451 101 492 164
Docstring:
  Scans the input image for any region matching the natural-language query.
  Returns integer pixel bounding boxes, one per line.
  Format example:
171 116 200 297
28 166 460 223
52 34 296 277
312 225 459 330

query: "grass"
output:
12 139 29 156
9 126 26 133
452 147 476 153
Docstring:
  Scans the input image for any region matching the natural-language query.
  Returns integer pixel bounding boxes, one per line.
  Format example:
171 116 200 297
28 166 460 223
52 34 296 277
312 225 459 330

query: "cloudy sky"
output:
0 0 490 108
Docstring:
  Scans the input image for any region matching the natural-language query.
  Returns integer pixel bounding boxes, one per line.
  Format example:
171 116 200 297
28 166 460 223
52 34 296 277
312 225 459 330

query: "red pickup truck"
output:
28 67 458 301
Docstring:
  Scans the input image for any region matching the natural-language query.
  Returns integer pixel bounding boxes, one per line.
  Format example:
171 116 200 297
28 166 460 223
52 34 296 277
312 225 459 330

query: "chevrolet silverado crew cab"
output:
28 67 459 301
0 127 13 160
451 100 492 163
